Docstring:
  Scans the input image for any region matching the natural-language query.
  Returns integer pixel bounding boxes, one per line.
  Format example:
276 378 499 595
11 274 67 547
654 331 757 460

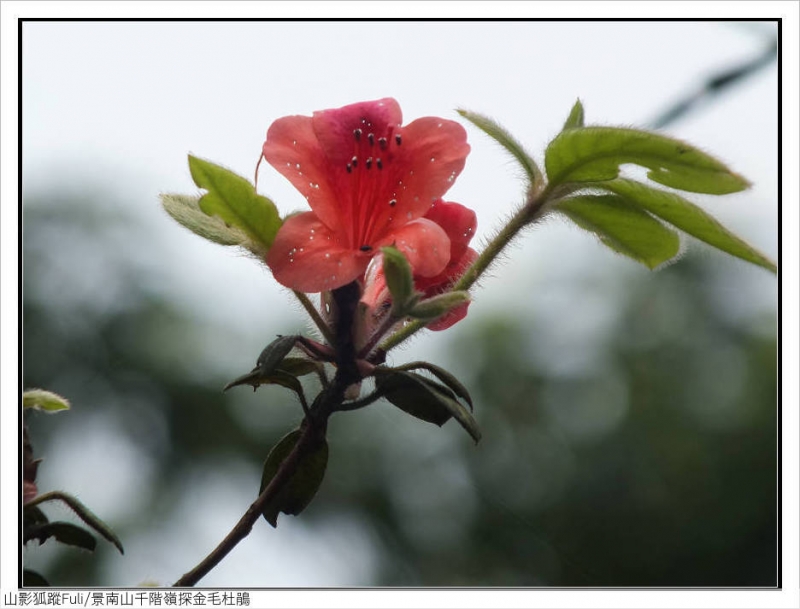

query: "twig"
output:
173 421 320 587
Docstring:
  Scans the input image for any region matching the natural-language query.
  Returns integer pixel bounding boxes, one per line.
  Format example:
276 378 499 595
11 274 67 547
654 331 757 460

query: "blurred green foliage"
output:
23 185 776 587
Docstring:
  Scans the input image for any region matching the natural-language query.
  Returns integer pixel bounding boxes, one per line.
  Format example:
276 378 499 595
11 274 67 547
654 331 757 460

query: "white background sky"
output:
3 2 798 608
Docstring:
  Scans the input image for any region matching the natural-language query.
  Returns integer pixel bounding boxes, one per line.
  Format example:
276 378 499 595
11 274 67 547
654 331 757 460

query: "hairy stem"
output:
293 290 335 346
379 183 564 353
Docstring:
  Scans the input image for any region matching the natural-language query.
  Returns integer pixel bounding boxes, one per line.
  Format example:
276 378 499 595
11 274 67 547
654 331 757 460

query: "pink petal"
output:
266 212 370 293
423 247 479 331
376 218 451 279
312 98 403 167
262 115 343 234
383 117 470 231
424 199 477 261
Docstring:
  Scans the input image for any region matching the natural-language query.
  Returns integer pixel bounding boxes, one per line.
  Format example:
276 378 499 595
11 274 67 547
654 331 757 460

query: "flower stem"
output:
378 183 564 353
293 290 335 346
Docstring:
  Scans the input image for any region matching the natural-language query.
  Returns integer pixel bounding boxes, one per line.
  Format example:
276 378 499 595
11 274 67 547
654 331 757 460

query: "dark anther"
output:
366 157 373 169
378 137 388 150
389 199 397 207
395 134 402 145
353 128 362 141
376 158 383 170
351 156 358 167
346 163 352 173
360 245 373 252
368 133 375 146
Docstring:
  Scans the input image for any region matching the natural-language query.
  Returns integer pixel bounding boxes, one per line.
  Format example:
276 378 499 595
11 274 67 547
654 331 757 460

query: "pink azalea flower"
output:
262 98 470 293
362 199 479 331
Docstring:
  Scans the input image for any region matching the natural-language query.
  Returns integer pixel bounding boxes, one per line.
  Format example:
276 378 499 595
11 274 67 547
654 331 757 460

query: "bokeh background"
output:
21 21 777 587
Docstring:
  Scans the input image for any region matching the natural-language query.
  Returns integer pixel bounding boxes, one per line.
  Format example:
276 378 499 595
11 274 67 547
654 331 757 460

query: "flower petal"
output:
376 218 451 278
312 98 403 167
423 247 479 331
424 199 477 261
384 117 471 231
262 115 343 234
266 212 369 292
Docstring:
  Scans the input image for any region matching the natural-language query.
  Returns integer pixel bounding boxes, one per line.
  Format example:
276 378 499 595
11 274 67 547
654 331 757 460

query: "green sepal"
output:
25 522 97 552
556 194 680 269
457 108 543 192
545 126 751 194
596 178 776 273
23 570 50 587
393 361 474 411
374 370 481 443
25 491 124 554
260 429 329 527
160 193 248 247
188 155 282 253
562 99 585 130
380 246 418 315
22 389 70 413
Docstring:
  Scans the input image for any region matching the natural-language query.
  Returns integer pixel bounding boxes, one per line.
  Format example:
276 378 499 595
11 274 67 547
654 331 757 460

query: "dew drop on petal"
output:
325 253 330 259
406 211 412 220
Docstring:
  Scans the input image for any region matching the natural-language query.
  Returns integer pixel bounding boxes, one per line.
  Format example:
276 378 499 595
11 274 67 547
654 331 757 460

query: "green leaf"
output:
597 179 777 273
188 155 282 252
26 491 124 554
23 389 70 413
27 522 97 552
23 569 50 587
545 127 751 194
457 108 543 190
381 246 417 315
562 99 585 130
375 370 481 443
160 193 248 246
223 335 300 392
260 429 329 527
557 194 681 269
394 361 474 411
277 357 321 378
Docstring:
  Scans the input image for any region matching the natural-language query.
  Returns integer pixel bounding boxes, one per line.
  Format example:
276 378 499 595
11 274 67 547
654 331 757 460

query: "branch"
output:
173 420 320 587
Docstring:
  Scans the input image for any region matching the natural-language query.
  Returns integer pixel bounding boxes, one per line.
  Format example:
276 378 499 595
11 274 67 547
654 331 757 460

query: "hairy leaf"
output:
260 429 329 527
562 99 585 130
160 193 248 246
26 522 97 552
557 194 680 269
545 127 750 194
375 370 481 443
394 361 474 411
458 109 543 190
188 155 282 252
26 491 124 554
23 389 70 413
597 179 776 273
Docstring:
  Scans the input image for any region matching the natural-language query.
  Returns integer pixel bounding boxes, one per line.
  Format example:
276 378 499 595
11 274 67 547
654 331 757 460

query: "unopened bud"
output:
380 246 418 316
409 291 471 322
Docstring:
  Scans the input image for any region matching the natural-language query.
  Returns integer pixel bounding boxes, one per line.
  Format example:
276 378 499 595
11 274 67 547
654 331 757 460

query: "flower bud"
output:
408 291 471 322
380 246 418 316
